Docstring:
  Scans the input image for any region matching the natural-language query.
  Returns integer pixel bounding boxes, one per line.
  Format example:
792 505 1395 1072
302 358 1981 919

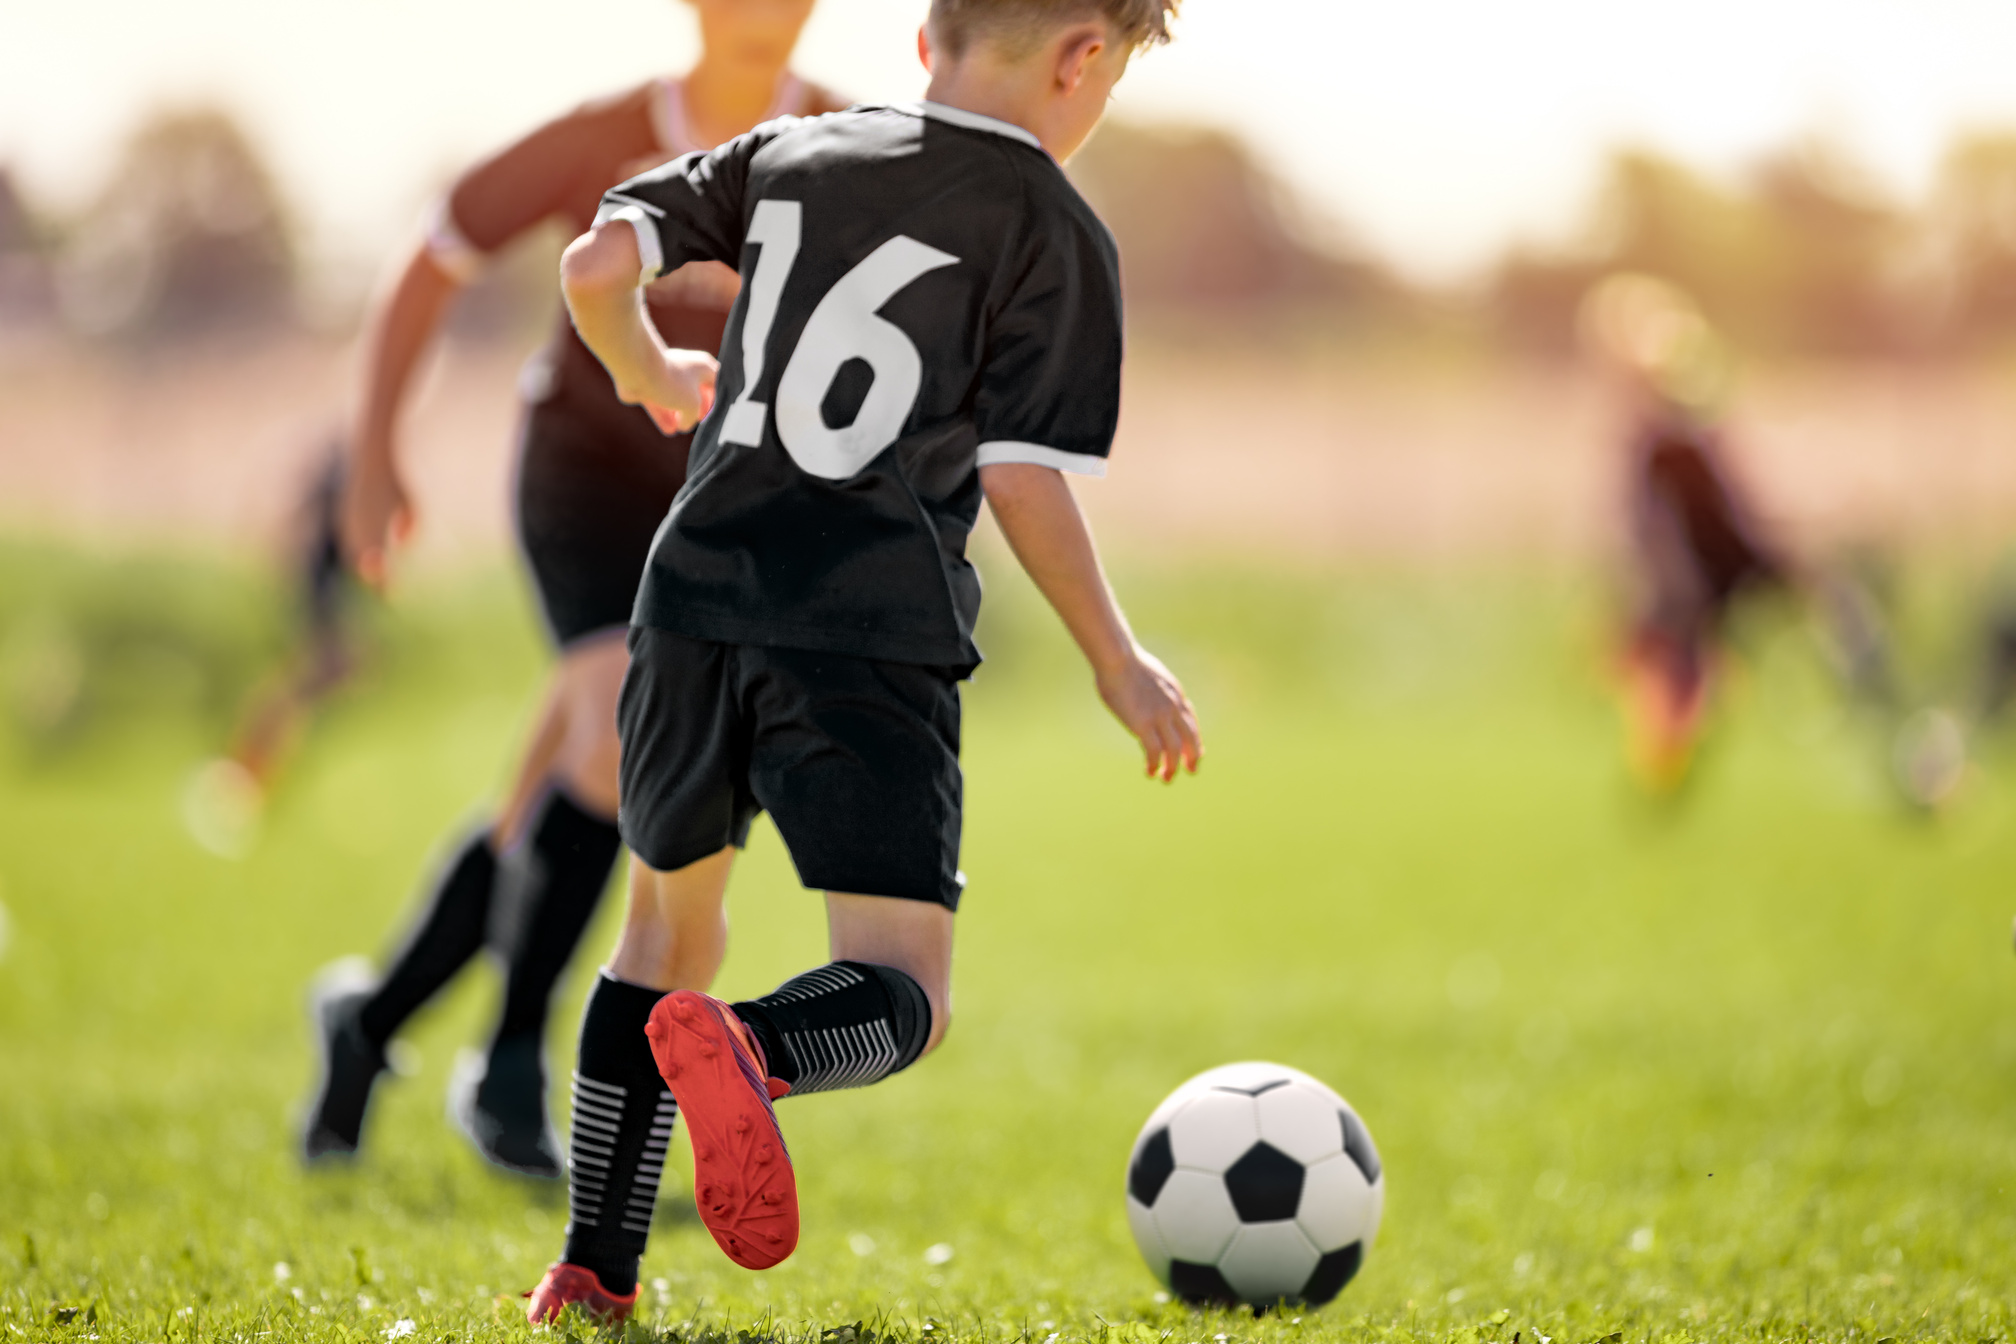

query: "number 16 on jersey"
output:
718 199 960 481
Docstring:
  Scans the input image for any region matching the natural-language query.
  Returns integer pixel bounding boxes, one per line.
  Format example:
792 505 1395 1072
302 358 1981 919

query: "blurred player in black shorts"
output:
298 0 846 1177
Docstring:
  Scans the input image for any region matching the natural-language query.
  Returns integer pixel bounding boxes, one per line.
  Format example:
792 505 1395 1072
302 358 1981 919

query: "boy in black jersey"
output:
523 0 1196 1322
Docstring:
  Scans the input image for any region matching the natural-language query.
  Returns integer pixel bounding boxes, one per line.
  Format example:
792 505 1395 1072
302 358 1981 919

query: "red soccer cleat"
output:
645 990 798 1269
524 1262 637 1326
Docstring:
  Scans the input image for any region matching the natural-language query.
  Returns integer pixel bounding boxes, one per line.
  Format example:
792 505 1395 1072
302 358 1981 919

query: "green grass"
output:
3 542 2015 1343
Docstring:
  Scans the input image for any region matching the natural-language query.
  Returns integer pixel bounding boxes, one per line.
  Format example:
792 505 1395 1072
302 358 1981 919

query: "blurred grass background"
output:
2 541 2013 1342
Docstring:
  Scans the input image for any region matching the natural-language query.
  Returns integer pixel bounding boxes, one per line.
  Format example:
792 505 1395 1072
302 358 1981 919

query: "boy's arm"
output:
981 463 1201 782
559 222 718 433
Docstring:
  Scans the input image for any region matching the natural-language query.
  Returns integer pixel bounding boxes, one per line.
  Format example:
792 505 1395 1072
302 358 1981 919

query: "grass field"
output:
3 541 2015 1343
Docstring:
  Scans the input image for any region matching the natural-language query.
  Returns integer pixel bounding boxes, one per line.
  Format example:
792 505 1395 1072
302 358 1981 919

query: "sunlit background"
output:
9 5 2016 1339
15 0 2016 280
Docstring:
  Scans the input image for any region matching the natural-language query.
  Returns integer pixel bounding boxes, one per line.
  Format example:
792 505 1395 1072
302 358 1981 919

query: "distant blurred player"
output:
299 0 845 1178
1584 276 1791 792
184 442 366 857
235 445 363 782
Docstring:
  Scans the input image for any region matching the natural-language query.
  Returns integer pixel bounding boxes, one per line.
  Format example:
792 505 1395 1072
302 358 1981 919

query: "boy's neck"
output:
922 62 1056 156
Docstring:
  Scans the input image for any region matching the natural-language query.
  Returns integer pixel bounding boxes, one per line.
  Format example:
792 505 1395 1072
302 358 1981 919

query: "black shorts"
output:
616 627 965 909
514 377 690 648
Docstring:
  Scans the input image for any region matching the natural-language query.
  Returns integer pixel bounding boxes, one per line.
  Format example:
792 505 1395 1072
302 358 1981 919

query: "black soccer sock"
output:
490 790 623 1051
561 973 678 1297
732 961 933 1095
354 828 497 1049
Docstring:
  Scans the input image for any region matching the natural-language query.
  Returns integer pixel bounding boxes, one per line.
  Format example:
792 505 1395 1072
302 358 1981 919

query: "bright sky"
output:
10 0 2016 283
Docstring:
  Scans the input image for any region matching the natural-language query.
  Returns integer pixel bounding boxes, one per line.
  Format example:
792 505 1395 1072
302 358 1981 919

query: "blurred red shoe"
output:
523 1262 636 1326
645 990 798 1269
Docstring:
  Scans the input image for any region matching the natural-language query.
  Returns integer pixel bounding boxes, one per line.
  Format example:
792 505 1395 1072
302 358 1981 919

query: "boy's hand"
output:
980 461 1205 785
562 222 717 438
617 348 719 435
1097 643 1202 782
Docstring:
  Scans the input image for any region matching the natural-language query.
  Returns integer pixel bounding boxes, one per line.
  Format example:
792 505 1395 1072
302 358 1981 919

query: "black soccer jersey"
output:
594 101 1124 670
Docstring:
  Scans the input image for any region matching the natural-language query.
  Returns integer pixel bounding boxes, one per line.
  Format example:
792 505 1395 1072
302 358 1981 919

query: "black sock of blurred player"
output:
561 974 679 1296
732 962 932 1095
303 828 497 1157
460 791 623 1172
352 831 500 1048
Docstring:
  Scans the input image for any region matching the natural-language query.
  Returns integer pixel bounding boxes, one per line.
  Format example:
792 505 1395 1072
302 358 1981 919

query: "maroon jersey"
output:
425 76 849 410
1629 408 1783 637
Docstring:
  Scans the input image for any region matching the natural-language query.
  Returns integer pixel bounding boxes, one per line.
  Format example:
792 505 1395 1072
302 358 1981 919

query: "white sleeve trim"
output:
976 441 1108 477
423 197 487 284
593 199 665 283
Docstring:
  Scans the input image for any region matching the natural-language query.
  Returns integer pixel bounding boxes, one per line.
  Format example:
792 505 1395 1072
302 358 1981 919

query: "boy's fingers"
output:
1176 708 1203 770
1142 727 1170 780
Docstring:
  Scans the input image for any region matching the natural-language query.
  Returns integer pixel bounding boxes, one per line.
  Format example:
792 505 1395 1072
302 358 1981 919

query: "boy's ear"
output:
917 23 934 74
1053 23 1110 94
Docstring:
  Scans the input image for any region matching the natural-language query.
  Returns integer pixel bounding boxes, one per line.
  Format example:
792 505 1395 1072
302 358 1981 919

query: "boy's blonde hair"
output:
929 0 1178 57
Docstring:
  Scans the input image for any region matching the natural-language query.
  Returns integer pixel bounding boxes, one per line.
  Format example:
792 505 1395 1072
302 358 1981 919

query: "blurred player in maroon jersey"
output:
299 0 845 1178
1584 275 1792 793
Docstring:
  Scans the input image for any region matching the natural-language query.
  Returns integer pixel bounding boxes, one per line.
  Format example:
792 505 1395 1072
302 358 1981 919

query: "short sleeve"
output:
434 87 655 277
972 206 1124 478
596 122 790 285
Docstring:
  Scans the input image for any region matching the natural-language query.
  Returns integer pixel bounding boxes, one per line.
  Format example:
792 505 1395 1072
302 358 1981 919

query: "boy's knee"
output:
919 1001 951 1058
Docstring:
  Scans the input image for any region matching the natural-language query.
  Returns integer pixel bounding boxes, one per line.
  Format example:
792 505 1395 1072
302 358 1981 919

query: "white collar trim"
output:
896 101 1044 152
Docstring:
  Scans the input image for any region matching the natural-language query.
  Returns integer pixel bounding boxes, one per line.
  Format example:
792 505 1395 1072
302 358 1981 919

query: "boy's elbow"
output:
979 461 1062 508
560 223 642 303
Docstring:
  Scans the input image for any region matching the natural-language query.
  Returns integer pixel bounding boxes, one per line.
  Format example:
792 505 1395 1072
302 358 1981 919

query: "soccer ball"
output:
1125 1062 1383 1310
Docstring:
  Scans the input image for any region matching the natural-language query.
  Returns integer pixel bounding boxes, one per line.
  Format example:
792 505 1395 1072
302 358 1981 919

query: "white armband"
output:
422 197 487 285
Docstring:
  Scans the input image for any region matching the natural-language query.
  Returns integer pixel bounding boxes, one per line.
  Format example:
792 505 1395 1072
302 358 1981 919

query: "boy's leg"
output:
533 849 734 1321
646 896 949 1269
730 894 951 1093
822 892 953 1055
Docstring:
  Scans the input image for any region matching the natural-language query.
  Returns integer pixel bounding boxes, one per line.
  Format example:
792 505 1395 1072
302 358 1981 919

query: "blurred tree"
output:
1066 119 1399 318
1742 141 1904 353
57 108 296 340
1489 140 1913 358
1924 134 2016 345
0 167 56 329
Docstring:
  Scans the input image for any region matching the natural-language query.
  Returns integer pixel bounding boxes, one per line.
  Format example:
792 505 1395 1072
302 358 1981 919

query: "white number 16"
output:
717 199 960 480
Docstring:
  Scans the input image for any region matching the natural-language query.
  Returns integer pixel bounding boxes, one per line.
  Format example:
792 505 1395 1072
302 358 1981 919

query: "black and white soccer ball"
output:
1125 1062 1383 1310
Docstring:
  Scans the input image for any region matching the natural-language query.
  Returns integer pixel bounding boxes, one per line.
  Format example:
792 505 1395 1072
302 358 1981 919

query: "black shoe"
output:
301 958 386 1162
449 1034 563 1179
